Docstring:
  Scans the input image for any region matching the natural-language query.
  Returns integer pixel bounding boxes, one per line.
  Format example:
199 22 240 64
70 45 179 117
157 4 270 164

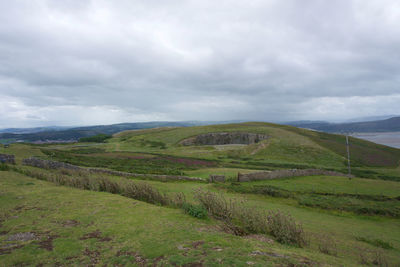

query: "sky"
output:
0 0 399 128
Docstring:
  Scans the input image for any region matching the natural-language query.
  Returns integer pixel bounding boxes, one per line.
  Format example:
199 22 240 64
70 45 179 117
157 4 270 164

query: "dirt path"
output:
250 141 268 155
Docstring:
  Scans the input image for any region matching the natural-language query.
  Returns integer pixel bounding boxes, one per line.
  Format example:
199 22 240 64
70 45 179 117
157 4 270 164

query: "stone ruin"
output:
0 153 15 164
180 132 268 146
209 174 226 183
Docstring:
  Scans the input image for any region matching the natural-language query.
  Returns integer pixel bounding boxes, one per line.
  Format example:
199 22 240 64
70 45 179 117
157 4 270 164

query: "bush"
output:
0 163 9 171
267 210 306 247
13 166 171 207
194 189 305 246
182 203 208 219
318 234 337 256
194 189 235 221
122 181 170 206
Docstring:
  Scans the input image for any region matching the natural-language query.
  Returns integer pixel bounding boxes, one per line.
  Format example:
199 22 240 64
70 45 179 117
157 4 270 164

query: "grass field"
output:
1 122 400 266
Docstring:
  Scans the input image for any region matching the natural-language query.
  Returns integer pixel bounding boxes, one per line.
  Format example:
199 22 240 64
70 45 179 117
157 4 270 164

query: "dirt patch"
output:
62 220 80 228
0 244 24 255
191 240 205 249
116 250 147 266
250 142 268 155
80 229 111 242
38 234 59 251
151 255 165 267
84 248 101 266
6 232 37 242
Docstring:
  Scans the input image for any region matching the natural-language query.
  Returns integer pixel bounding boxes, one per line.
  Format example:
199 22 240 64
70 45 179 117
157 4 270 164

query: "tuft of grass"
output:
267 210 307 247
318 234 338 256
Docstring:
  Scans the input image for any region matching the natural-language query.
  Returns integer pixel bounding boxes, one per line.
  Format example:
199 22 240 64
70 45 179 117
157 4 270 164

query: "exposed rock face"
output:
0 154 15 164
181 132 268 146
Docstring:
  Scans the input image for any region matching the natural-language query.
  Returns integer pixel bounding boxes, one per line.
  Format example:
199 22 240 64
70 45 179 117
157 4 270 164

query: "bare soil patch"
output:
80 229 112 242
38 234 59 251
62 220 80 228
0 244 24 255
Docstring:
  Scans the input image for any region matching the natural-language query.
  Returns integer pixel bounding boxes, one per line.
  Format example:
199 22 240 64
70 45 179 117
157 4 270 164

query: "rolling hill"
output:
1 122 400 266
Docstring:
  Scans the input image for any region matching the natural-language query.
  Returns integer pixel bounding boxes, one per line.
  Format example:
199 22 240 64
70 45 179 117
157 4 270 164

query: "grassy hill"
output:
1 122 400 266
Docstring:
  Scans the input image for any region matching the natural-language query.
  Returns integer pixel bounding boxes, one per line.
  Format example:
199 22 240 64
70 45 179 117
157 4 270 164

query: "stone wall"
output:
209 174 225 183
0 154 15 164
237 169 352 182
22 157 203 182
180 132 268 146
22 157 80 170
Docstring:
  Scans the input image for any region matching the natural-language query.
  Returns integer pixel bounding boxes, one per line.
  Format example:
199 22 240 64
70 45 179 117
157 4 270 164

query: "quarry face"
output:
180 132 268 146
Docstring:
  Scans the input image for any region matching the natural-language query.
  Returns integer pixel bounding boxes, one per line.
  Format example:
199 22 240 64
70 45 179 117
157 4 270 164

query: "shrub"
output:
194 189 235 221
182 203 208 219
318 234 337 256
267 210 306 247
0 163 9 171
194 189 305 246
122 181 170 206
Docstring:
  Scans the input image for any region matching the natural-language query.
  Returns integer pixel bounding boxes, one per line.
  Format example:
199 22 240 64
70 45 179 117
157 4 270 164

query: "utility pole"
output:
346 134 351 178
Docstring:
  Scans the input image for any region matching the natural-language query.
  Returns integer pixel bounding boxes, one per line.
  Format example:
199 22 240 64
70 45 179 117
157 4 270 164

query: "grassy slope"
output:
0 171 359 267
1 170 400 266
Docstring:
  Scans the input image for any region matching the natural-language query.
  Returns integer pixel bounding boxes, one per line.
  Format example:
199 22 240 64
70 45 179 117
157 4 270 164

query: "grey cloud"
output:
0 0 399 127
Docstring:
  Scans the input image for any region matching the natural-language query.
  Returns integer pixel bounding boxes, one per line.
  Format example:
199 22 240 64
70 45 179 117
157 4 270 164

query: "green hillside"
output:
1 122 400 266
107 122 400 170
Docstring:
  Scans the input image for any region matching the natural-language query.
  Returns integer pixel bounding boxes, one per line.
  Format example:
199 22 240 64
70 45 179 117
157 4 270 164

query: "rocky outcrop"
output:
181 132 268 146
237 169 352 182
0 154 15 164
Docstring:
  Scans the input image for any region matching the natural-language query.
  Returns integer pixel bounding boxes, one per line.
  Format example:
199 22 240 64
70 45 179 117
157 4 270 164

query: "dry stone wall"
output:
209 175 226 183
0 154 15 164
237 169 352 182
22 157 203 182
181 132 268 146
22 157 80 170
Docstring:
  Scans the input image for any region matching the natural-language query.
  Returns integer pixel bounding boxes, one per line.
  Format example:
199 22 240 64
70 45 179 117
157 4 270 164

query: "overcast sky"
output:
0 0 399 128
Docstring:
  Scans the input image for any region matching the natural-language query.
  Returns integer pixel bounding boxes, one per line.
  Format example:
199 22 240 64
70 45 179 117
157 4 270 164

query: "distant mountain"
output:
0 126 72 134
343 115 399 123
287 116 400 133
0 121 201 144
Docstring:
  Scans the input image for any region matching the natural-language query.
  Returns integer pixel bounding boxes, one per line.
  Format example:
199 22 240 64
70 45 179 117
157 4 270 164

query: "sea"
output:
351 132 400 149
